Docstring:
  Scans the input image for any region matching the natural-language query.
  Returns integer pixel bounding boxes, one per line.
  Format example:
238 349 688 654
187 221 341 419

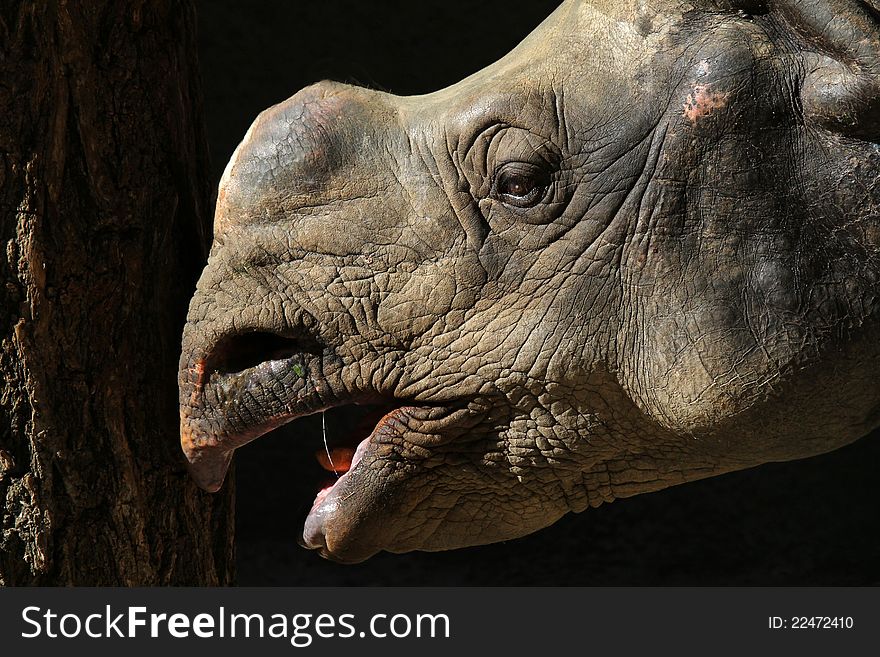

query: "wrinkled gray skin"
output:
180 0 880 563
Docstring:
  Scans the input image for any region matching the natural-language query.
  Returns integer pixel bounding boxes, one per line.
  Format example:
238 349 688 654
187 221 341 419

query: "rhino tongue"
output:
316 446 356 474
311 402 398 476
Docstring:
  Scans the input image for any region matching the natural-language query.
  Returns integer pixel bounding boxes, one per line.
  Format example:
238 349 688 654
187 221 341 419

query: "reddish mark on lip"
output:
683 84 730 124
316 447 356 474
188 359 207 406
192 359 207 386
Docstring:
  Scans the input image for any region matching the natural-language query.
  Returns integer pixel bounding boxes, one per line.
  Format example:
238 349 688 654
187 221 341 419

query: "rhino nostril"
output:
205 331 306 376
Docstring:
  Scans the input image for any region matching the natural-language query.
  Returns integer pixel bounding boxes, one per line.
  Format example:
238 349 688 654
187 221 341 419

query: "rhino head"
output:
180 0 880 563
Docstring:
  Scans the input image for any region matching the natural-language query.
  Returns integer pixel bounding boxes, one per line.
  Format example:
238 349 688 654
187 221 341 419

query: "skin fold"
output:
179 0 880 563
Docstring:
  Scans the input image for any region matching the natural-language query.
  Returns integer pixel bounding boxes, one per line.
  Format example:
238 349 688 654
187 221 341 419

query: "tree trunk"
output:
0 1 234 585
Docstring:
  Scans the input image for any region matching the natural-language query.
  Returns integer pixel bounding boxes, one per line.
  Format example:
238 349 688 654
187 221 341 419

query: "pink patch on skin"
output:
683 84 730 124
314 484 334 508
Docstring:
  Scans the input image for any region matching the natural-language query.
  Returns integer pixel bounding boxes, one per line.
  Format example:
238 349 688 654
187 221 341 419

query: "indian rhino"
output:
180 0 880 563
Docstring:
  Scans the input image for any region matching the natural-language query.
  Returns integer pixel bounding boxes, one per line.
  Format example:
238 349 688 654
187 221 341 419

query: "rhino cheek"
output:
377 262 459 340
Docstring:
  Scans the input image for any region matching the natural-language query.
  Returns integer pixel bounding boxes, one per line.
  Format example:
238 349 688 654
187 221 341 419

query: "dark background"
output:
196 0 879 586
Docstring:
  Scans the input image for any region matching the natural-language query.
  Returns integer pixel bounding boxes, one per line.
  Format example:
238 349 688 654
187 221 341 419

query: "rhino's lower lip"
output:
299 432 372 560
298 404 432 563
298 401 492 562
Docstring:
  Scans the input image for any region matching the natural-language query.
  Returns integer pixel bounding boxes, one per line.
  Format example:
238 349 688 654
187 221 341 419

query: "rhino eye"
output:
492 162 551 208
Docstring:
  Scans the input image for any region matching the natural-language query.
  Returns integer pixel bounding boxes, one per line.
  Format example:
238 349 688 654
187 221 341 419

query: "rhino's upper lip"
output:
181 341 396 490
181 345 325 491
180 331 465 492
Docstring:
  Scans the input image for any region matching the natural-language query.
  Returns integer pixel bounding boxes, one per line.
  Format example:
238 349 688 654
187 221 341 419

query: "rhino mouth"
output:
181 328 469 561
182 327 412 481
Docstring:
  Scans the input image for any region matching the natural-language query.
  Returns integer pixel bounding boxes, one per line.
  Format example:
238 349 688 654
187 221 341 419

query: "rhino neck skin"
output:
180 0 880 563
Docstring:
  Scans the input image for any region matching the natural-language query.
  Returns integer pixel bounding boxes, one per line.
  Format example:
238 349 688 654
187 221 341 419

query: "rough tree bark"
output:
0 1 234 584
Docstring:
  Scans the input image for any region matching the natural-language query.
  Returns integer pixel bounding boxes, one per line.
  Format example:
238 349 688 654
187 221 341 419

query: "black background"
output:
196 0 880 586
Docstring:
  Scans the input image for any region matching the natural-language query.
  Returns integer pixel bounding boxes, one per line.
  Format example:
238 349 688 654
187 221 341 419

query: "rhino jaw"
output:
179 325 480 561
